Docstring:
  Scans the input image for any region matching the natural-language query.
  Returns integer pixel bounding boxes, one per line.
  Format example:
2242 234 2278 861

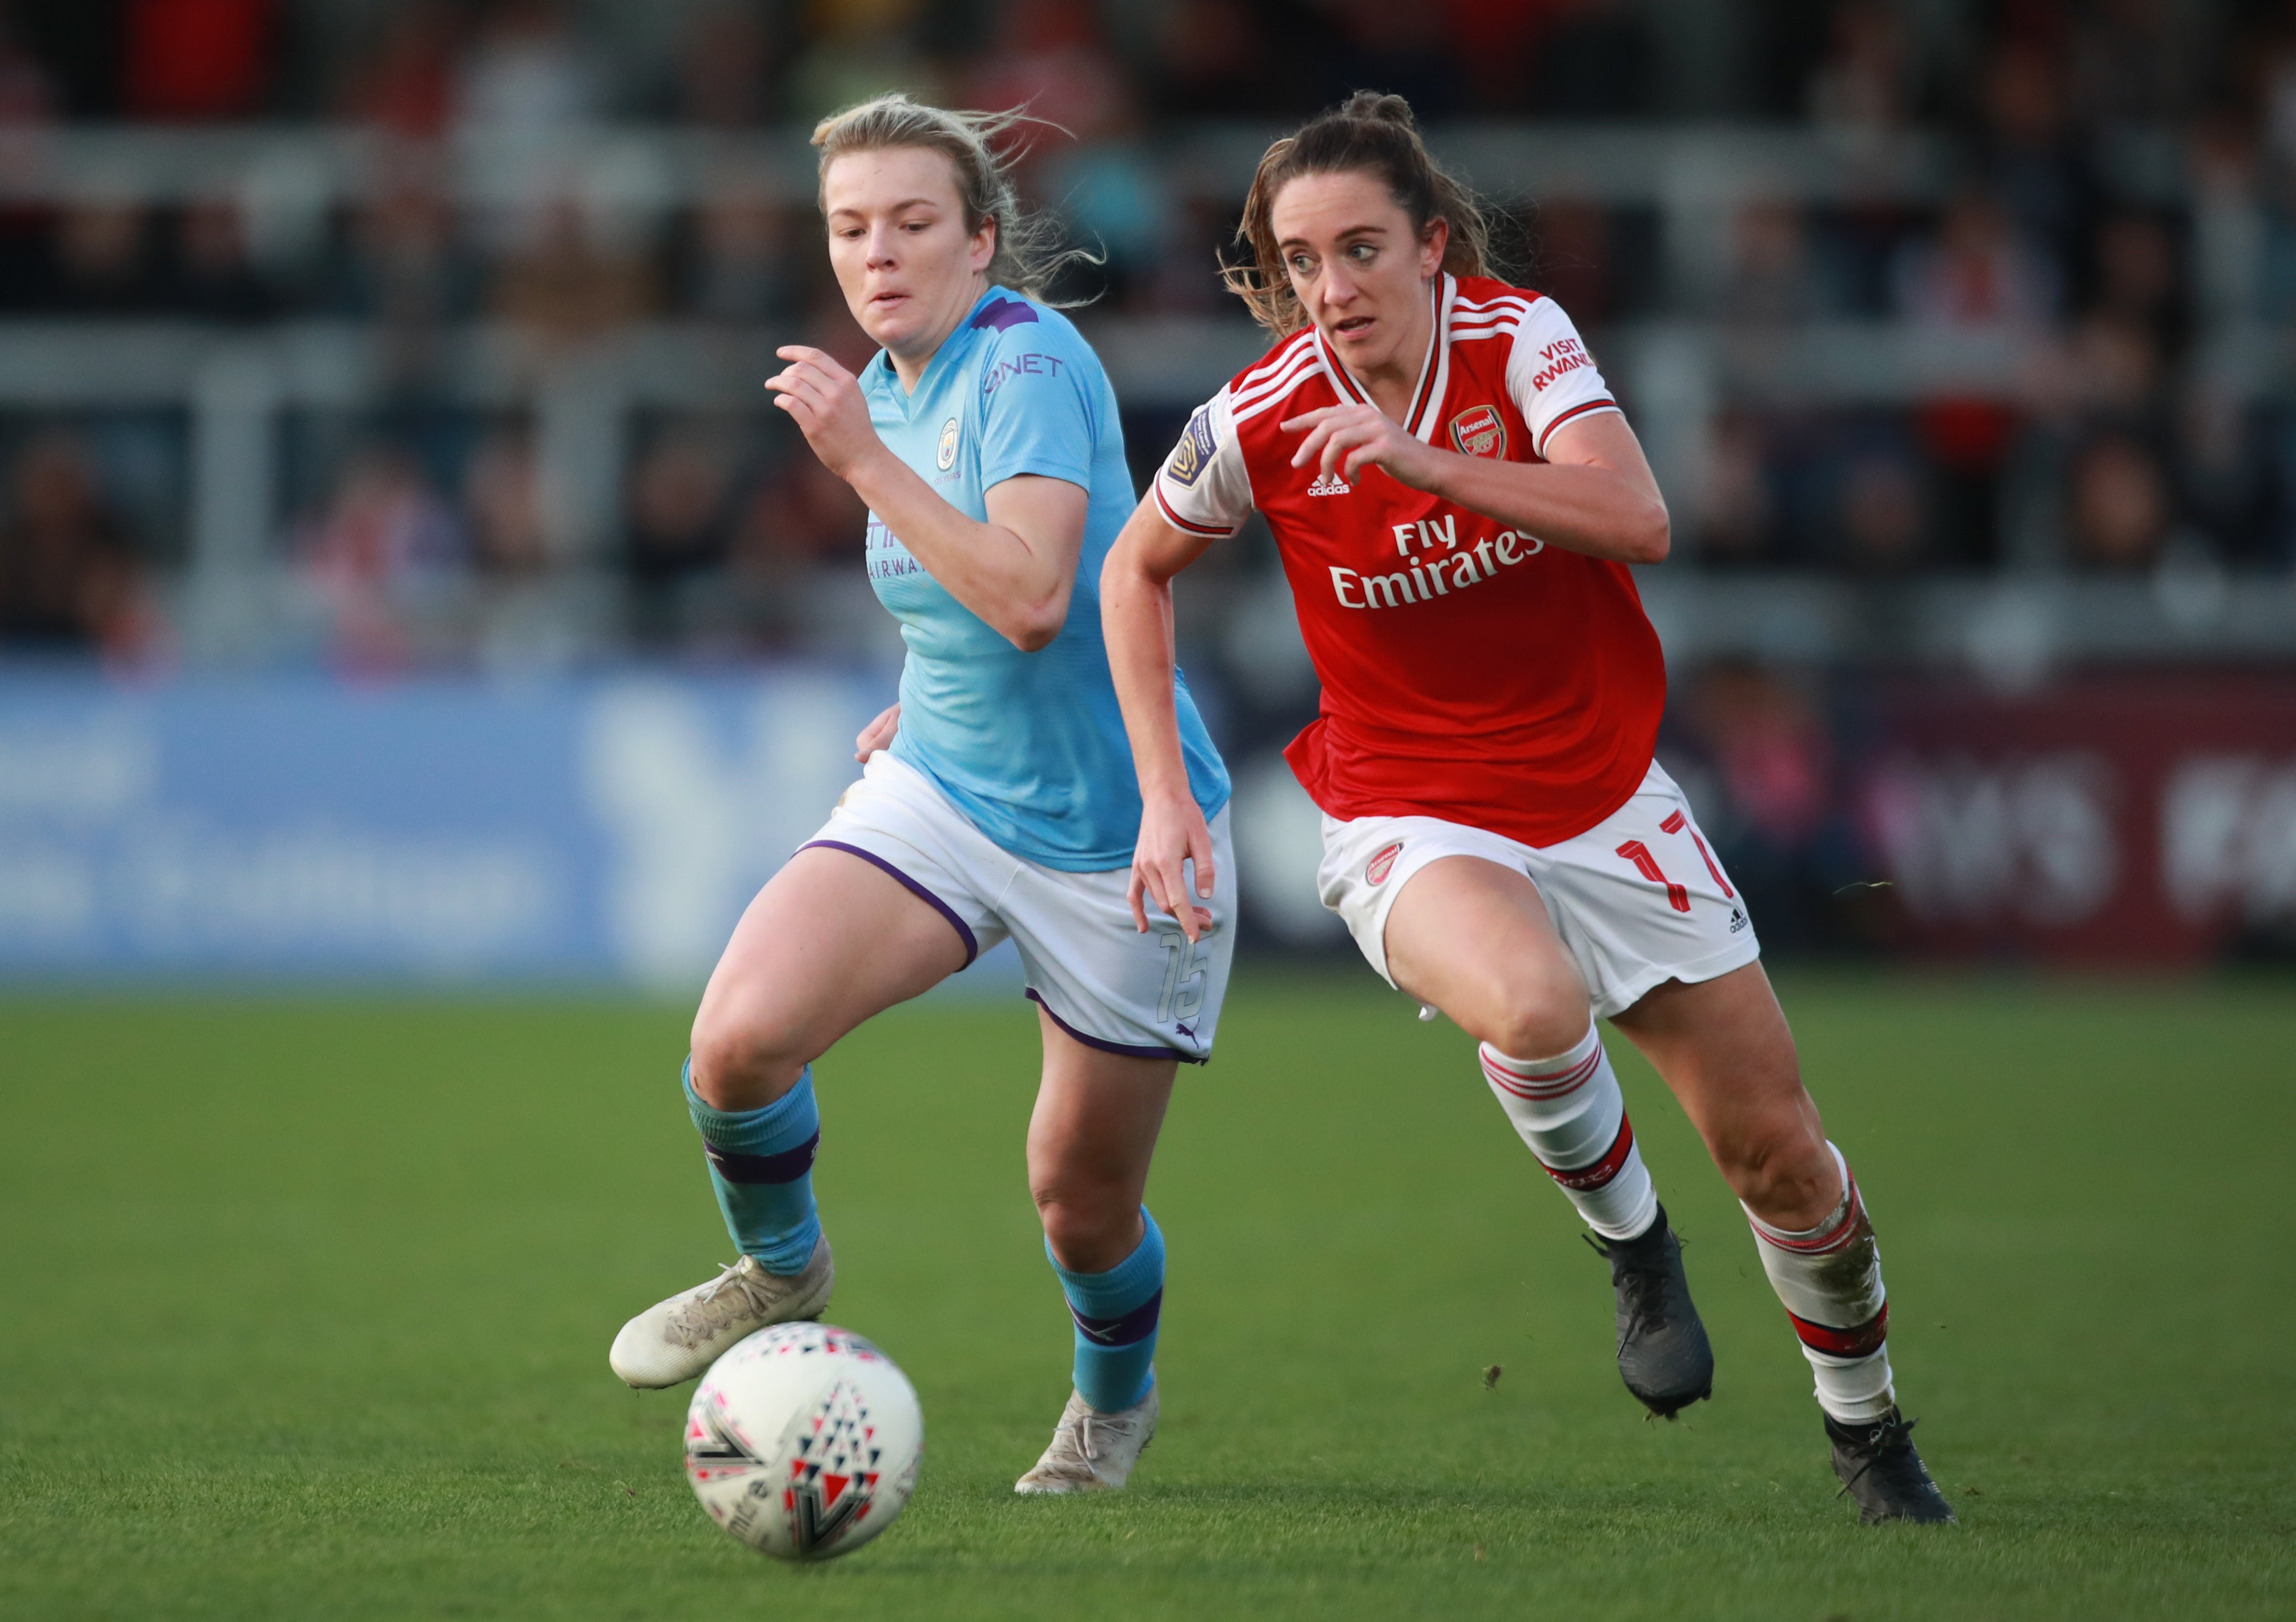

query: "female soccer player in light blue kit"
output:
609 95 1233 1495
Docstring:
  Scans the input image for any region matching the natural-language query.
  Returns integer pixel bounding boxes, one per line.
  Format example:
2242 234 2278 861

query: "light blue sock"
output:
684 1058 821 1275
1047 1209 1164 1412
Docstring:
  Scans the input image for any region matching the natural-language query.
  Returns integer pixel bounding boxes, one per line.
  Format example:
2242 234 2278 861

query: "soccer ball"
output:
683 1322 924 1561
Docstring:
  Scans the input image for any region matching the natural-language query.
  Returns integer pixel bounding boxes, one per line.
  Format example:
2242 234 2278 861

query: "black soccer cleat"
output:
1584 1204 1715 1418
1825 1409 1957 1524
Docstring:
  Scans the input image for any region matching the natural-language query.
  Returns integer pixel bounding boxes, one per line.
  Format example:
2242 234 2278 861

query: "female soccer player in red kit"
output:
1102 92 1953 1523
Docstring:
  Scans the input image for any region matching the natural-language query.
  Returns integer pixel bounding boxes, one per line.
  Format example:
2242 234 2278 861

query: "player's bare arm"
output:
1101 499 1220 940
1279 403 1670 565
769 346 1086 652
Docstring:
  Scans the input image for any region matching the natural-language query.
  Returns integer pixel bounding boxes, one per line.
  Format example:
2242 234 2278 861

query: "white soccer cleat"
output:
608 1238 834 1388
1012 1384 1159 1494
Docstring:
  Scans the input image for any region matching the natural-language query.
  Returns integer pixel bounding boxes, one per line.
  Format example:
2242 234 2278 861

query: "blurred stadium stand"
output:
0 0 2292 977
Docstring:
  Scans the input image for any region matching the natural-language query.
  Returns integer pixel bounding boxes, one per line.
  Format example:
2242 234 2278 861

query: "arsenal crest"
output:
1449 404 1507 459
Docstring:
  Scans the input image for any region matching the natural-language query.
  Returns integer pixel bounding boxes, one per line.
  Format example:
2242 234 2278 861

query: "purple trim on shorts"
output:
1026 987 1207 1065
801 840 978 967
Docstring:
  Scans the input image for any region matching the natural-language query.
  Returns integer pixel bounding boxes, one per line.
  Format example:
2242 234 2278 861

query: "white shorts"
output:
804 751 1235 1063
1317 761 1760 1021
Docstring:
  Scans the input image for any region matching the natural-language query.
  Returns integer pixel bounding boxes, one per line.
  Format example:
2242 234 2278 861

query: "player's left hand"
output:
1129 788 1217 942
767 346 880 483
854 702 899 761
1281 403 1439 490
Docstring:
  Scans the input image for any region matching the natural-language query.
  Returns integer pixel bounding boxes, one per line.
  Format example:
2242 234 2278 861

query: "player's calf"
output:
1481 1027 1714 1416
1740 1142 1952 1520
1743 1142 1893 1423
1478 1025 1656 1239
1018 1210 1165 1493
609 1055 834 1388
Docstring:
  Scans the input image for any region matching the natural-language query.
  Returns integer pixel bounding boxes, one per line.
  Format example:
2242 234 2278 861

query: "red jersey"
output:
1153 274 1667 849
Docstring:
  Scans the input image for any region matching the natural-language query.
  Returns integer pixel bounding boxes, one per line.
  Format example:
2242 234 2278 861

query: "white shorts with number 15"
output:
803 750 1235 1063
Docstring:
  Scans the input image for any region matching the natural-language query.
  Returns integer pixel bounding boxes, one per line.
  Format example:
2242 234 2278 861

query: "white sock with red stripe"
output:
1744 1142 1896 1423
1478 1025 1659 1241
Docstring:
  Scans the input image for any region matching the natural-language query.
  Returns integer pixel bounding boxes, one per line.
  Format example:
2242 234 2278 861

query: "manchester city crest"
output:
936 417 960 471
1449 404 1507 459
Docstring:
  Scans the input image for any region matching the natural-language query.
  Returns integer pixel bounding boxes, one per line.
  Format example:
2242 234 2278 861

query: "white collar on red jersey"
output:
1311 272 1455 445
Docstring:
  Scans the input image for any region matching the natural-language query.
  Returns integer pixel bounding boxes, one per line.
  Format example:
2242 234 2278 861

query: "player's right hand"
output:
1129 789 1216 942
766 346 880 484
854 702 899 761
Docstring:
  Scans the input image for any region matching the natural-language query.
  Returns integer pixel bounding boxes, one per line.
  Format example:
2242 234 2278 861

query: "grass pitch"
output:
1 972 2290 1620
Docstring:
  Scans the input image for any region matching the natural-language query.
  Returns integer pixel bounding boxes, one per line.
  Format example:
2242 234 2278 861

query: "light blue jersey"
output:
860 286 1229 872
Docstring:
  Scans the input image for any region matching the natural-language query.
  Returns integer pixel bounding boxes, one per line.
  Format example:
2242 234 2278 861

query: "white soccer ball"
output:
683 1322 924 1561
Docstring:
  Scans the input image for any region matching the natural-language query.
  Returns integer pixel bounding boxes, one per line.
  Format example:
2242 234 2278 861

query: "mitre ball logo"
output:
1449 404 1507 459
936 417 960 471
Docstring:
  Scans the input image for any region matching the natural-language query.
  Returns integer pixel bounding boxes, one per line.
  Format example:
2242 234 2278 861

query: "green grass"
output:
1 973 2290 1620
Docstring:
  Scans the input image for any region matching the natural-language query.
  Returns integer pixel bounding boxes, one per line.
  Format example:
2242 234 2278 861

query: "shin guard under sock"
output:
1479 1026 1659 1240
685 1058 822 1275
1047 1210 1164 1413
1745 1142 1895 1423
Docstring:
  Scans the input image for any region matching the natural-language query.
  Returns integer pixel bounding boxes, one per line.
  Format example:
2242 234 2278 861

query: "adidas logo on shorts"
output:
1728 906 1748 933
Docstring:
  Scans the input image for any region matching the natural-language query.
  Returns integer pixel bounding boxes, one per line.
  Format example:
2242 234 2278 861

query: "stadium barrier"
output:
0 668 891 986
1856 673 2296 966
2 668 2290 981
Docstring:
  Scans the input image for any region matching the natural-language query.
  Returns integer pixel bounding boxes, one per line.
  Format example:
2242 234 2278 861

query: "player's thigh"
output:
1610 961 1838 1223
1382 855 1592 1055
693 845 971 1087
1523 762 1758 1022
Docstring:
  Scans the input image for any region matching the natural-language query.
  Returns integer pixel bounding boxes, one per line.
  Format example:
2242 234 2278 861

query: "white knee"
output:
689 1004 810 1111
1481 975 1593 1063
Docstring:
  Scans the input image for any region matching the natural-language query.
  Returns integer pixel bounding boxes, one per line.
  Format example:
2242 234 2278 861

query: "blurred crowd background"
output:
0 0 2292 973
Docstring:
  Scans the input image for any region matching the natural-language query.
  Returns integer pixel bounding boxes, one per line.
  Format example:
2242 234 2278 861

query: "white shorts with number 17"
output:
1317 760 1760 1021
804 750 1235 1063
